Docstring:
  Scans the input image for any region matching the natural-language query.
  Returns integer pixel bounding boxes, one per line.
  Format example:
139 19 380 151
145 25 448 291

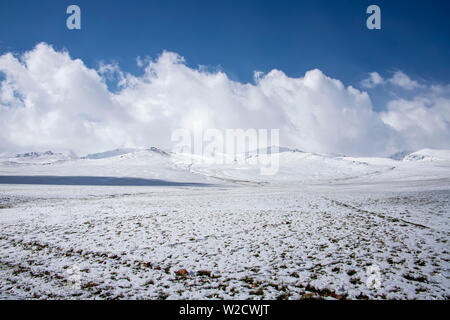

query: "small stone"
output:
197 270 212 277
176 268 189 276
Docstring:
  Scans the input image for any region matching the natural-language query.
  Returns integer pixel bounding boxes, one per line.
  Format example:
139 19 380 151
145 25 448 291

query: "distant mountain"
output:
4 150 77 165
246 146 303 156
16 151 55 158
147 147 170 157
0 147 449 185
389 150 413 161
82 147 171 160
403 149 450 162
82 148 138 160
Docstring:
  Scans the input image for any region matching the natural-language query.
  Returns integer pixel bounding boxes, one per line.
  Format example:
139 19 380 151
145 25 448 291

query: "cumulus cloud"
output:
361 71 423 90
381 96 450 150
0 43 449 156
361 72 384 88
388 71 423 90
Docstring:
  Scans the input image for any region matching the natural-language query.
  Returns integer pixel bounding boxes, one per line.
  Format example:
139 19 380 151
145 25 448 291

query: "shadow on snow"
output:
0 175 213 187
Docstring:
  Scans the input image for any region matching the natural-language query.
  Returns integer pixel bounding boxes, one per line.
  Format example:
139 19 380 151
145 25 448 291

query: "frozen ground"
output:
0 148 449 299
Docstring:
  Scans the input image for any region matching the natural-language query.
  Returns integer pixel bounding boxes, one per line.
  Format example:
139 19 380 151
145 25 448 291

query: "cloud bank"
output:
0 43 449 156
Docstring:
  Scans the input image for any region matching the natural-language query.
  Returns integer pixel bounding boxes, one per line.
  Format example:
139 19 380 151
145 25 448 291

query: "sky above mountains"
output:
0 1 449 156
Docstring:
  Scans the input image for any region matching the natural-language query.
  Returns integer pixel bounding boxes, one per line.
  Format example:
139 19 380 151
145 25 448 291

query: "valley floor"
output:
0 180 448 299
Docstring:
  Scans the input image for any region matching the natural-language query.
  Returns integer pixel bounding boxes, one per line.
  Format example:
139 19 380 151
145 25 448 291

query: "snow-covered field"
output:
0 148 449 299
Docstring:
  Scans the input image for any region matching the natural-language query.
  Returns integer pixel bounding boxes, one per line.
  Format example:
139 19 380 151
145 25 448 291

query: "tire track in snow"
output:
325 198 432 230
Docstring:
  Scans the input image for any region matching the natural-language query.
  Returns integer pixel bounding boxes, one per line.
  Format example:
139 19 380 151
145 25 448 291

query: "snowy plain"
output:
0 148 449 299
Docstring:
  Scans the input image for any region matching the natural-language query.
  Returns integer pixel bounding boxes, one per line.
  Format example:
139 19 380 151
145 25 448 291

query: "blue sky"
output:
1 0 449 87
0 0 449 155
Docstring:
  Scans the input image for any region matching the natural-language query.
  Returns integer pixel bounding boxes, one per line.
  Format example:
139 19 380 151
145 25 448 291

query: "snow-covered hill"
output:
174 148 450 185
1 151 77 166
81 148 139 160
403 149 450 162
0 148 215 185
0 147 449 300
0 147 449 187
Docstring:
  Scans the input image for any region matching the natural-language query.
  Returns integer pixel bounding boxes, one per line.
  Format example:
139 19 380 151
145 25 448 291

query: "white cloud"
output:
381 96 450 150
0 43 449 156
361 72 384 88
388 71 422 90
361 71 423 91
